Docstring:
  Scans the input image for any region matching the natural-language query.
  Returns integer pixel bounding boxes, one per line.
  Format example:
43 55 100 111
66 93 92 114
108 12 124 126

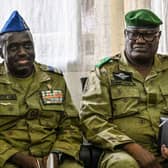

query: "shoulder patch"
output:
40 64 63 75
96 56 112 68
157 53 168 59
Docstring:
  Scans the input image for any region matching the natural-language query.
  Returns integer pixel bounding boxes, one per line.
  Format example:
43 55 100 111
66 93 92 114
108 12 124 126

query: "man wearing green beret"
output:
0 11 84 168
80 9 168 168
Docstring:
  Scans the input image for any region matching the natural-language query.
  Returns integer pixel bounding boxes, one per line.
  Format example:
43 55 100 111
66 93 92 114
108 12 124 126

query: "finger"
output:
161 144 166 148
161 146 168 158
148 161 161 168
152 159 162 168
53 154 59 168
35 159 41 168
153 164 162 168
42 156 48 168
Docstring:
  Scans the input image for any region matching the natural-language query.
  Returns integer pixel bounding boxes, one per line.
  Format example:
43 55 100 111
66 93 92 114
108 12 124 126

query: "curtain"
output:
81 0 115 71
124 0 168 55
0 0 81 71
1 1 168 109
151 0 168 54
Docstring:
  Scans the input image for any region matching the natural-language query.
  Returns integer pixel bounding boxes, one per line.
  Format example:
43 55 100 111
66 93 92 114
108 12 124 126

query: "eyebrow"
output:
126 30 159 34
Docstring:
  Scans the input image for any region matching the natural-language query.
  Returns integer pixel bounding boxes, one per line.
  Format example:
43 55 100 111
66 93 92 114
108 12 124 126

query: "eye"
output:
23 42 33 49
126 31 139 40
8 44 19 52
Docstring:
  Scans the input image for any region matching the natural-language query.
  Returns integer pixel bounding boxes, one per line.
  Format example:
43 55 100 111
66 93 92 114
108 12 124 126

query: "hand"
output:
40 153 59 168
161 144 168 159
123 143 161 168
53 153 59 168
10 152 39 168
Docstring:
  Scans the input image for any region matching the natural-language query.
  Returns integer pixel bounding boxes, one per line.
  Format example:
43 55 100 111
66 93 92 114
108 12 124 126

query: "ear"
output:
159 31 162 38
0 47 3 59
0 35 4 59
124 29 127 37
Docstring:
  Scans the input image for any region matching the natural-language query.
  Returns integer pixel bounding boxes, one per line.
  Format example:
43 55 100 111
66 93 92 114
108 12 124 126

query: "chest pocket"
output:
160 85 168 115
0 100 20 129
40 100 64 128
0 100 19 115
111 85 140 118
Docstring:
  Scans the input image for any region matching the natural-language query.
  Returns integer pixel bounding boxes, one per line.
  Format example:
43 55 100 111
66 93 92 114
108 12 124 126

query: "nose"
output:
18 46 27 56
136 34 145 43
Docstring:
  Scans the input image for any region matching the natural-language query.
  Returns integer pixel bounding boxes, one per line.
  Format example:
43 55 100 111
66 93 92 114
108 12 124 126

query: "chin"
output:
132 52 151 59
15 68 33 77
12 64 34 76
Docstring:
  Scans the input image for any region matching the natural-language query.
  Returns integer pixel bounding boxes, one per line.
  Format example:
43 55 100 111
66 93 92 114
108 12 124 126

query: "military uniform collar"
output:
34 62 51 82
118 52 167 82
0 62 51 84
0 62 11 84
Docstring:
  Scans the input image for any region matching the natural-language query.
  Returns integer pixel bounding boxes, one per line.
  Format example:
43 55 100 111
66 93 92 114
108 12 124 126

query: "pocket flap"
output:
40 99 64 111
111 86 139 99
0 101 19 116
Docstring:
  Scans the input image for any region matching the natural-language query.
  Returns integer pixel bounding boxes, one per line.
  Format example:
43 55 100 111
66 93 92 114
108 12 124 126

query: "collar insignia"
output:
113 71 132 81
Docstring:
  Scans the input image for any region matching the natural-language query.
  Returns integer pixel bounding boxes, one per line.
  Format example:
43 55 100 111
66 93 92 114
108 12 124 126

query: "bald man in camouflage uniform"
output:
0 11 83 168
81 9 168 168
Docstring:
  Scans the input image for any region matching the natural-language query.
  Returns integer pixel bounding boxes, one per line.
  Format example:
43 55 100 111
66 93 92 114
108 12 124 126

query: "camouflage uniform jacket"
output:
0 62 82 167
81 52 168 157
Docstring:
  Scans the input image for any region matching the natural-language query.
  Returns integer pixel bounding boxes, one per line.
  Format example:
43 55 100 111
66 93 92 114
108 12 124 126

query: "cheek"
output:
7 57 14 65
150 41 159 51
27 49 35 57
125 40 133 51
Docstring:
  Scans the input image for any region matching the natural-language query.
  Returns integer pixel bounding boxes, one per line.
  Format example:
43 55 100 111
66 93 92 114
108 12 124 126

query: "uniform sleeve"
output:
80 69 134 151
51 81 83 160
0 140 18 167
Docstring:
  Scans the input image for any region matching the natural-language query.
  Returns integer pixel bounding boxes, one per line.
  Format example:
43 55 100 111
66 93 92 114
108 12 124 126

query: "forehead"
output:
126 27 160 33
4 31 33 44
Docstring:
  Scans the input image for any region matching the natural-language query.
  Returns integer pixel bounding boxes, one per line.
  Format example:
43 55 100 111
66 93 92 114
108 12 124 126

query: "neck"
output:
134 65 152 78
126 55 154 77
9 67 35 78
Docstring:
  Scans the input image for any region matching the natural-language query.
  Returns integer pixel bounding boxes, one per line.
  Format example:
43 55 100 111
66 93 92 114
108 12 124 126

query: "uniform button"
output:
123 98 128 102
8 106 14 111
46 122 50 127
139 119 145 124
113 104 117 110
29 128 33 133
8 131 13 135
117 89 122 95
27 109 39 120
31 110 38 117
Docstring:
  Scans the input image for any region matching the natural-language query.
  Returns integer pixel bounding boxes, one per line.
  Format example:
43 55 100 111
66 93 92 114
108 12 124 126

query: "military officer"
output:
80 9 168 168
0 10 83 168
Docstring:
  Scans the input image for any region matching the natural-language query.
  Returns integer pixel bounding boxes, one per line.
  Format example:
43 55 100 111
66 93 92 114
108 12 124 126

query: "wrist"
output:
51 151 62 161
9 152 22 164
123 143 138 150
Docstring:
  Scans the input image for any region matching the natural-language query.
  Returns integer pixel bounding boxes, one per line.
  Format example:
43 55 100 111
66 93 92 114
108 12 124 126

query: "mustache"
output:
133 44 148 49
14 54 34 61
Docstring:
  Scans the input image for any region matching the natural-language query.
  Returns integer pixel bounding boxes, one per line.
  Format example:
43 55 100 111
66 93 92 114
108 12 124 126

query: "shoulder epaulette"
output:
95 56 112 68
95 54 121 68
40 64 63 75
0 62 6 75
157 53 168 59
112 53 121 60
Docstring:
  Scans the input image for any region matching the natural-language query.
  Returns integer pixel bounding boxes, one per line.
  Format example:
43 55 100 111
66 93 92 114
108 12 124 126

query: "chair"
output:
80 77 103 168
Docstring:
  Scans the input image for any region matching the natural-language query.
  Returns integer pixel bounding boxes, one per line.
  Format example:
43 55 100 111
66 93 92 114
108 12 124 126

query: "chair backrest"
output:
80 76 103 168
80 77 88 91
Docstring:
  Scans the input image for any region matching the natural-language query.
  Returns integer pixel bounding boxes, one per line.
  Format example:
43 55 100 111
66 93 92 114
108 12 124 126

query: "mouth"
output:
18 60 29 64
133 46 148 52
16 59 32 66
134 48 147 52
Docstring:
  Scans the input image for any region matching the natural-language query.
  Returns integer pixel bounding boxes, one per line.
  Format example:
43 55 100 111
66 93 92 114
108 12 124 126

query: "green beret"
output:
125 9 162 28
